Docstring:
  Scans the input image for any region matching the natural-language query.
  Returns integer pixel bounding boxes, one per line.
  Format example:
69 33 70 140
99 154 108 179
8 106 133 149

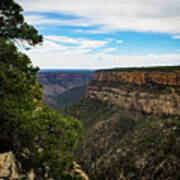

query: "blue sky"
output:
17 0 180 69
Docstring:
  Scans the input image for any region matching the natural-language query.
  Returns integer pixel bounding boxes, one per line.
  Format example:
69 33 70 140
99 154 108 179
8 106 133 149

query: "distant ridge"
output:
38 69 96 73
37 69 94 109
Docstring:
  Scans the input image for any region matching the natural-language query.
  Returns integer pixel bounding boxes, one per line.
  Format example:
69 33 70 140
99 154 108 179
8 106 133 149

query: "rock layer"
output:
86 68 180 115
93 70 180 86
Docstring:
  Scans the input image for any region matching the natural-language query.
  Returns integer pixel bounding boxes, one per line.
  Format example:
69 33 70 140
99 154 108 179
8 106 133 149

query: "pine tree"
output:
0 1 82 179
0 0 42 44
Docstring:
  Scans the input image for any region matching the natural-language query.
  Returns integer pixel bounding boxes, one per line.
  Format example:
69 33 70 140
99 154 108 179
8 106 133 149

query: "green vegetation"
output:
45 85 87 110
63 98 180 180
0 0 42 45
0 0 83 179
63 98 117 128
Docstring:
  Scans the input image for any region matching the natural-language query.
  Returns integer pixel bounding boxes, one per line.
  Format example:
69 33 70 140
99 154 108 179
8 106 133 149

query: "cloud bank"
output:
25 40 180 69
17 0 180 34
16 0 180 69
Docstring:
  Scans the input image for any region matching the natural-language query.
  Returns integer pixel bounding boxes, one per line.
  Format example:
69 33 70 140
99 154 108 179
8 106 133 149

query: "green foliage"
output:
0 39 42 145
0 36 83 179
63 98 116 128
14 106 82 179
0 39 42 110
0 0 42 45
45 85 87 110
0 1 83 179
63 98 180 180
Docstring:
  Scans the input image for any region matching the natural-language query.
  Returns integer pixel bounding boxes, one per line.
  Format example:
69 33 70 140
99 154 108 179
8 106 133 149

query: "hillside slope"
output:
63 67 180 180
37 70 93 96
45 85 87 109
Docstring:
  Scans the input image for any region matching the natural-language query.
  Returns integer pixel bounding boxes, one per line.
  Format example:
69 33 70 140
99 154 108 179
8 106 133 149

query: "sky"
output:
16 0 180 69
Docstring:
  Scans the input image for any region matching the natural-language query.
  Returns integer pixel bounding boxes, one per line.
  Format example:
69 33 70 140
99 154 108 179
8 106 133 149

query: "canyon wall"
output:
37 71 94 96
86 68 180 115
37 71 94 109
93 69 180 86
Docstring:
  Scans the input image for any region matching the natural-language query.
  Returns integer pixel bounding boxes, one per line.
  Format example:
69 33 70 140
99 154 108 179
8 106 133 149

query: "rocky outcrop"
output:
0 152 19 180
86 68 180 115
0 152 89 180
71 162 89 180
87 86 180 115
0 152 37 180
93 70 180 86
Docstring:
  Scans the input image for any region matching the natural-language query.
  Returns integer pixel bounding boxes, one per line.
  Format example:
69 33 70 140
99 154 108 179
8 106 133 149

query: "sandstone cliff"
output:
86 67 180 115
93 68 180 86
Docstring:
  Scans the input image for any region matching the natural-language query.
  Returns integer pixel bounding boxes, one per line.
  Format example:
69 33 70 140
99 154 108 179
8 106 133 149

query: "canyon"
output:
37 70 94 109
1 67 179 180
37 70 94 96
64 66 180 180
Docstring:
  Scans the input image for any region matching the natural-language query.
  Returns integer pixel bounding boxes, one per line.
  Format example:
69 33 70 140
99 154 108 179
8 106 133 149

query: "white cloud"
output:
15 0 180 69
17 0 180 33
46 35 79 44
173 35 180 39
25 42 180 69
105 38 115 42
116 40 124 44
45 35 108 49
24 14 93 27
102 48 117 52
33 40 68 51
79 39 108 49
24 36 111 63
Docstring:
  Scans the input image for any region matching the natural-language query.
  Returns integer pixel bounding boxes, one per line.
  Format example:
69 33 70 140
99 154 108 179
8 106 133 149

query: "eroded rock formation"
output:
86 68 180 115
93 70 180 86
0 152 19 180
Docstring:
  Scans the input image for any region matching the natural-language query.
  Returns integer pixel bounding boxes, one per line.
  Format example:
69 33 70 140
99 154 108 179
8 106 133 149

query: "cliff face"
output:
93 70 180 86
86 68 180 115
